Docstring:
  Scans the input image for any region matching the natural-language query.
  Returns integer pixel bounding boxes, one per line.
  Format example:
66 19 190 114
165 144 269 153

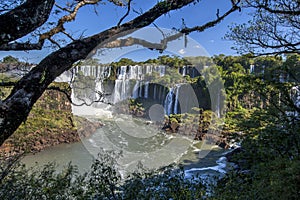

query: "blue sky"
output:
0 0 250 63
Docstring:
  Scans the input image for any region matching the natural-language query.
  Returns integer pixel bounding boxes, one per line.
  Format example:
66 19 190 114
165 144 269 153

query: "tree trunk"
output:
0 0 55 46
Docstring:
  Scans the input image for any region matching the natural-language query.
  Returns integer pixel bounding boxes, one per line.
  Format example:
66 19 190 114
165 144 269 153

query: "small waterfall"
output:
113 78 131 104
138 81 143 98
113 80 122 104
174 85 181 114
95 78 103 101
216 90 221 118
164 88 175 116
144 82 149 98
159 65 166 76
74 65 111 78
118 66 127 79
132 81 140 99
182 66 187 76
163 85 183 115
250 64 255 73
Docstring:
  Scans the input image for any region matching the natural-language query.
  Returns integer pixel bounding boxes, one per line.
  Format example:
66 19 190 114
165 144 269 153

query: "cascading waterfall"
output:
113 80 122 104
178 66 200 78
112 65 167 103
138 81 143 98
132 80 140 99
182 66 187 76
164 88 175 116
216 90 221 118
144 82 149 98
164 84 182 115
250 64 255 73
72 64 205 115
173 85 181 114
95 78 103 101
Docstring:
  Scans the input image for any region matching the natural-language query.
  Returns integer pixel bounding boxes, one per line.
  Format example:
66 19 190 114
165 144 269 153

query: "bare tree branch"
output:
0 0 55 45
0 0 101 51
117 0 132 27
228 0 300 55
181 0 241 34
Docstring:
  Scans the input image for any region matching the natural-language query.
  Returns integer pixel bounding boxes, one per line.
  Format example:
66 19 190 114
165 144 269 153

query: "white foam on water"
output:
184 156 227 178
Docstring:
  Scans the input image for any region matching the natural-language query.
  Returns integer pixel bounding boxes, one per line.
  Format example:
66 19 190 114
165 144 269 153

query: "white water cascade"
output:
75 65 111 78
173 85 181 114
144 81 149 98
95 78 103 101
112 65 166 103
216 90 221 118
250 64 255 73
164 88 175 116
64 64 208 116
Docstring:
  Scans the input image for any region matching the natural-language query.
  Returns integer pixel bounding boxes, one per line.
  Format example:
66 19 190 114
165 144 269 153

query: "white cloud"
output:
194 45 201 48
178 49 186 55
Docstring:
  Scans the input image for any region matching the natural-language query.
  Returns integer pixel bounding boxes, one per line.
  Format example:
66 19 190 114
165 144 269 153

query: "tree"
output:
226 0 300 55
2 56 19 64
0 0 241 146
213 1 300 198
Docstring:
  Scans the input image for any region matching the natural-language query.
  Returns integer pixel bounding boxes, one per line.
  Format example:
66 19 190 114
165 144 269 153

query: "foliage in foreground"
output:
211 55 300 199
0 151 207 200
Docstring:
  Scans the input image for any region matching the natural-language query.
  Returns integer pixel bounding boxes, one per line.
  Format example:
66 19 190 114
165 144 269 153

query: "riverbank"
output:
0 82 102 158
0 114 101 158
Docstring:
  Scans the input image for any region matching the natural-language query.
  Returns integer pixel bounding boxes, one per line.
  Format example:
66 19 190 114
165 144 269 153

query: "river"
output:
22 112 229 179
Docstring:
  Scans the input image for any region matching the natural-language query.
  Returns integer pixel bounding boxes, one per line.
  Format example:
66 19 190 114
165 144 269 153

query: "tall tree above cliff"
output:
0 0 241 146
226 0 300 55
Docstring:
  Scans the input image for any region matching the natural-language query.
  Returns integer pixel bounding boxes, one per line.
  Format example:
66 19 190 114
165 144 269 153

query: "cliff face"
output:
0 83 101 157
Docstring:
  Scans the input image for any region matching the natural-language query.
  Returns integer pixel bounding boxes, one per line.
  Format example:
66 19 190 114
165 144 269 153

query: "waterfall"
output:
113 80 122 104
163 85 183 115
118 66 127 79
159 65 166 76
74 65 111 79
72 64 184 105
250 64 255 73
138 81 143 98
182 66 187 76
164 88 175 116
174 85 181 114
113 78 131 104
95 78 103 101
132 81 140 99
144 82 149 98
216 90 221 118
